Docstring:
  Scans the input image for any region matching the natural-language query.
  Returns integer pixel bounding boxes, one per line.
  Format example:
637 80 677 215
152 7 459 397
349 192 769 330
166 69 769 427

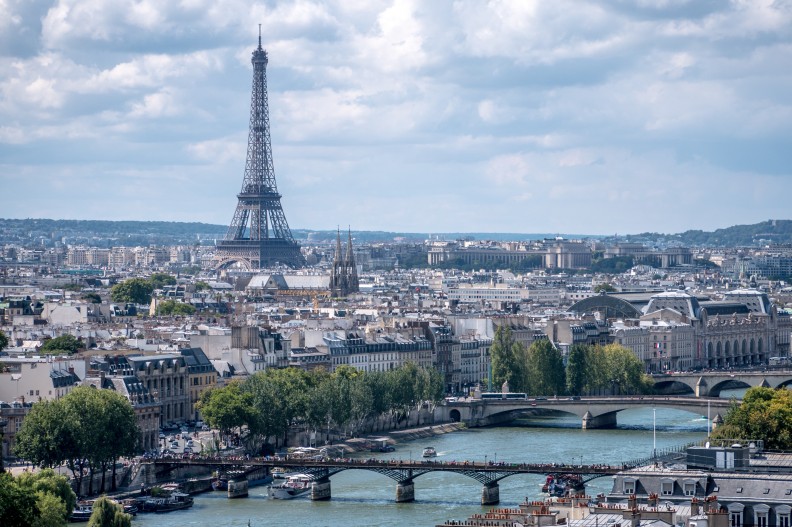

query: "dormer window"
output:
623 479 636 495
661 480 674 495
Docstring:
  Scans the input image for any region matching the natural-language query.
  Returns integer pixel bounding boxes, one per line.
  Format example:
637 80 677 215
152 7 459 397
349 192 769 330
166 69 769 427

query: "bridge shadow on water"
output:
506 408 710 433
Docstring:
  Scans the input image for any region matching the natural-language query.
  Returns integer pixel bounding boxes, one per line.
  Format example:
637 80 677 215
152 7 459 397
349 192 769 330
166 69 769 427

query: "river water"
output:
129 407 711 527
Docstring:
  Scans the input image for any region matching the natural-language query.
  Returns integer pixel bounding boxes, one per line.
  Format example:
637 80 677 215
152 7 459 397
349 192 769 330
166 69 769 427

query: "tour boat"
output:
268 474 313 500
422 446 437 458
69 502 94 522
141 492 194 513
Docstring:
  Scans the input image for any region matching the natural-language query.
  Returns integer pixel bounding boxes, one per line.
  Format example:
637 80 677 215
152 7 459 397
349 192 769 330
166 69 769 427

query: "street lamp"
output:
652 407 657 458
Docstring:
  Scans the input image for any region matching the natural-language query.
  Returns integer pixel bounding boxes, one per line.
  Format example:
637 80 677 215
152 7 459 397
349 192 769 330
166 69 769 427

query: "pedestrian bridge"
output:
147 456 629 505
437 396 733 429
651 370 792 397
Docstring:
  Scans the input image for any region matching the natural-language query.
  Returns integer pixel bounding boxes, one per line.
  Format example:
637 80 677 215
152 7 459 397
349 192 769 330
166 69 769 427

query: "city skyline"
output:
1 1 791 235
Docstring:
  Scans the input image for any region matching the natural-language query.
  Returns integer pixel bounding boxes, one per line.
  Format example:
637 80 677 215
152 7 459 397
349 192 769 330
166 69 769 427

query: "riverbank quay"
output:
331 422 467 454
130 423 465 491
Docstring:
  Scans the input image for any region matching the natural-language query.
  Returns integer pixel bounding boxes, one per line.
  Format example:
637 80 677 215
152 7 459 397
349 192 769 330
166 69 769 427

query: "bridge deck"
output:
151 457 628 476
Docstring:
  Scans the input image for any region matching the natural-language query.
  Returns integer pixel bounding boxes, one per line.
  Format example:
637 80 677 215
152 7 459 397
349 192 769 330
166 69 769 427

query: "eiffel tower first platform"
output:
213 33 305 270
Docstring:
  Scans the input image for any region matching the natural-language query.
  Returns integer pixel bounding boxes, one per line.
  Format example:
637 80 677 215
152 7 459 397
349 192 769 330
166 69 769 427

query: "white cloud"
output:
1 0 791 233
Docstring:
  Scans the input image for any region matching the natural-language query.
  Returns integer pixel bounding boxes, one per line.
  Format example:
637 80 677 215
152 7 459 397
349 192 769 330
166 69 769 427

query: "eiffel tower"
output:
213 31 305 270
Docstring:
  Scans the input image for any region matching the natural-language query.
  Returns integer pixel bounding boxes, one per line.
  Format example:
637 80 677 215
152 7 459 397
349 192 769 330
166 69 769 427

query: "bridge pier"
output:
396 480 415 502
481 483 499 505
311 479 331 501
582 411 617 429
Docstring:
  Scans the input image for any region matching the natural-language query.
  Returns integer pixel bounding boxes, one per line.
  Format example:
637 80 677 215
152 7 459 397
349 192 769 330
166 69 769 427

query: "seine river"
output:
129 407 713 527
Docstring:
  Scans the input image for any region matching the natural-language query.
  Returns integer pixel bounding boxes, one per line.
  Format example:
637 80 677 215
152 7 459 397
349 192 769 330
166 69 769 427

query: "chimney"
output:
691 498 699 516
628 495 637 510
627 509 641 527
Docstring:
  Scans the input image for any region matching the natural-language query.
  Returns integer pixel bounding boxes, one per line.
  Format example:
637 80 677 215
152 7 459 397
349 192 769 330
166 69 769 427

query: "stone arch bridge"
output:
437 396 733 429
652 371 792 397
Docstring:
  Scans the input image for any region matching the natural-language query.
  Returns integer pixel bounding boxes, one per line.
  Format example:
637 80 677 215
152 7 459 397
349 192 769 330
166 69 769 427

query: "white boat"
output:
422 446 437 458
271 467 288 479
268 474 312 500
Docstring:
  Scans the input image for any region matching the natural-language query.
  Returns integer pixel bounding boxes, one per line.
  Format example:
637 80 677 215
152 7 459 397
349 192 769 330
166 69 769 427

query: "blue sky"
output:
1 0 791 235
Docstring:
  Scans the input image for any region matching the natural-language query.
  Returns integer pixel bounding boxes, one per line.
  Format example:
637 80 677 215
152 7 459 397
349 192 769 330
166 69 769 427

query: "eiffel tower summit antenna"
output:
213 31 305 271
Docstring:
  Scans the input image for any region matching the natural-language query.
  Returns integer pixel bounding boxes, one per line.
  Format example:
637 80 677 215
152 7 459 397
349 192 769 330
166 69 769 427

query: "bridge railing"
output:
621 440 704 469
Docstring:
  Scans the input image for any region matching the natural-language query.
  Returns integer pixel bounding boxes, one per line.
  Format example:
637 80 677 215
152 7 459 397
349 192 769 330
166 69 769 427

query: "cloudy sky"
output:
1 1 791 235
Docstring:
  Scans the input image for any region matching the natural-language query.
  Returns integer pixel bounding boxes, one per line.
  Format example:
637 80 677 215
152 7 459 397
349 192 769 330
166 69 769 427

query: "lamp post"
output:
652 407 657 458
484 454 488 466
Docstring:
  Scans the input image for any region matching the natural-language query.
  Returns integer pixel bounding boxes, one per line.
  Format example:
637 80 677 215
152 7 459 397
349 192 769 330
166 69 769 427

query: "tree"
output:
711 387 792 449
593 283 617 293
16 468 76 523
81 292 102 303
148 272 176 290
194 281 211 292
525 339 565 396
88 496 132 527
14 399 75 469
16 387 140 496
197 382 257 441
490 325 527 392
0 330 8 352
0 471 38 526
565 344 588 395
602 344 653 394
110 278 154 305
40 334 82 355
33 490 68 527
156 300 196 316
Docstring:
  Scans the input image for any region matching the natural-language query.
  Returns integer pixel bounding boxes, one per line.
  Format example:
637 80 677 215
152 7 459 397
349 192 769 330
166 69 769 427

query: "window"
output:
623 479 636 494
684 483 696 496
661 481 674 495
756 513 767 527
778 514 790 527
730 512 742 527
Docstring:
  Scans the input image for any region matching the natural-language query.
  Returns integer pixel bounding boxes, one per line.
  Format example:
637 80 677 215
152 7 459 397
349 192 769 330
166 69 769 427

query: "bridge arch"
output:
652 379 695 396
707 379 752 398
449 409 461 422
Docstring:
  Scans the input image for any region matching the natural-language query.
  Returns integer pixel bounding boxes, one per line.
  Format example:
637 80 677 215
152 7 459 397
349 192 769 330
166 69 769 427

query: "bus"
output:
479 392 528 400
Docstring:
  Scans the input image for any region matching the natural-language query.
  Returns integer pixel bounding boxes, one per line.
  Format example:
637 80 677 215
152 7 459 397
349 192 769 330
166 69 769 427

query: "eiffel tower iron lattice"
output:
213 33 305 270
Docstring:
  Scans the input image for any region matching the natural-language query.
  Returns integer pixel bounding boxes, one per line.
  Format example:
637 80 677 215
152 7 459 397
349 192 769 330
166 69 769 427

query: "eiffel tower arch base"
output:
213 240 304 271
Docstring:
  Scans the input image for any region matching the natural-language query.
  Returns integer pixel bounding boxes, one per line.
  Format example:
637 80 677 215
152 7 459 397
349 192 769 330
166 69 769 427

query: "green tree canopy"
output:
40 334 81 355
110 278 154 305
81 292 102 303
711 387 792 450
0 330 8 352
593 283 617 293
197 381 257 439
148 272 177 290
156 299 196 316
565 344 588 395
15 386 140 495
0 471 38 526
16 468 77 521
88 496 132 527
490 325 528 392
524 339 565 396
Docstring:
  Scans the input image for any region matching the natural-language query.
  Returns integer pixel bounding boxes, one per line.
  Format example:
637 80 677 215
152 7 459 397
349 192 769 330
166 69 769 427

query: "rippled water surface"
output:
129 408 708 527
